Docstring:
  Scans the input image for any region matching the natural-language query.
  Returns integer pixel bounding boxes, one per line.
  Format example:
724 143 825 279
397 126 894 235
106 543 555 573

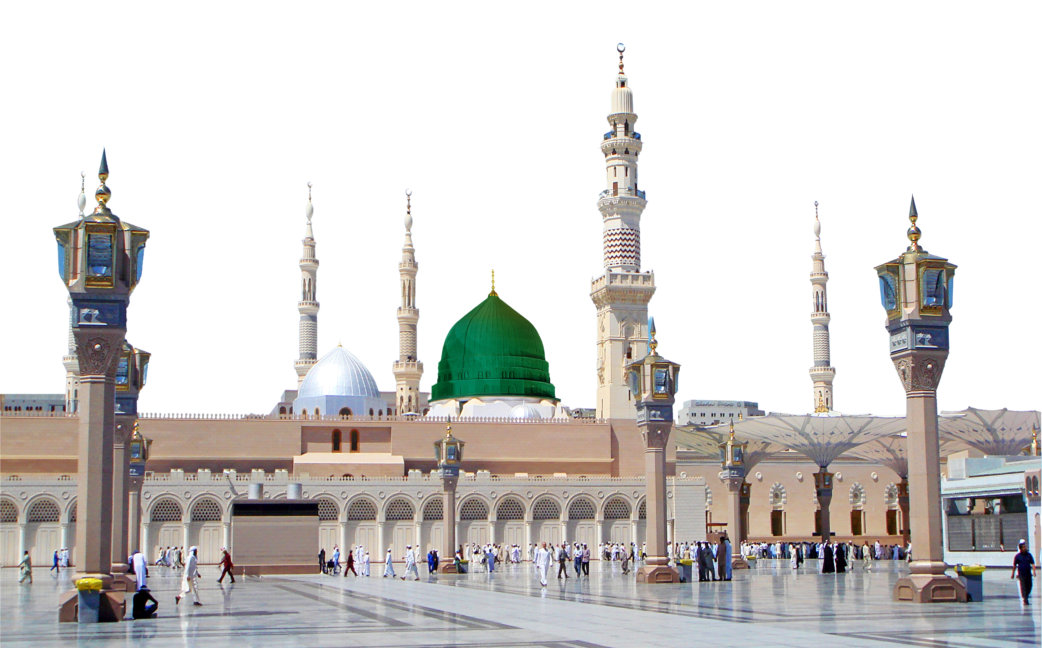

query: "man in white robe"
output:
361 551 371 576
175 546 201 606
534 542 550 587
383 548 396 578
402 545 420 580
132 551 148 591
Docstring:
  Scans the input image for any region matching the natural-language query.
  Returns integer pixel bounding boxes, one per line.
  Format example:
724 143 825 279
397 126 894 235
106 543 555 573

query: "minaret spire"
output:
592 44 656 419
809 201 836 412
294 182 320 386
393 189 423 414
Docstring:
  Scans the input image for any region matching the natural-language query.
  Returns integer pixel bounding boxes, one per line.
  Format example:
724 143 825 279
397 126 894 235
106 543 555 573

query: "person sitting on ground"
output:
133 587 159 619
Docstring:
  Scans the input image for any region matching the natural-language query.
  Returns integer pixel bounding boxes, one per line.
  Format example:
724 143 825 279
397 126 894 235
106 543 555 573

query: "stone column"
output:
724 478 749 569
127 489 141 554
110 417 134 569
636 419 679 583
182 521 191 549
224 522 232 552
814 468 834 542
72 333 123 577
897 478 911 545
339 521 347 555
18 523 27 558
439 476 458 572
141 522 151 561
524 520 532 555
739 481 751 543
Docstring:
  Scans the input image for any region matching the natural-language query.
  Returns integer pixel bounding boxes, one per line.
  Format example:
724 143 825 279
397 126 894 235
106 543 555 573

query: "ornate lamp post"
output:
626 319 681 583
435 426 464 573
875 197 965 602
718 421 749 569
126 423 150 560
112 342 149 572
53 151 148 607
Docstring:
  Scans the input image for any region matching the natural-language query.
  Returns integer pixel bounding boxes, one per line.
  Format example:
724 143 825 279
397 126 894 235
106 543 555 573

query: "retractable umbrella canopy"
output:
674 426 784 473
939 407 1040 456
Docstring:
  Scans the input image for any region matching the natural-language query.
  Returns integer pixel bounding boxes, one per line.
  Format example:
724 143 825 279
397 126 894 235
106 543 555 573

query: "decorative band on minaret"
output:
295 183 319 387
809 201 836 412
591 44 656 420
393 190 423 414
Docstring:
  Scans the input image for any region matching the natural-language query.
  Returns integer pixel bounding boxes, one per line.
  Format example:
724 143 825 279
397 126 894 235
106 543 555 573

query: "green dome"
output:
431 292 556 402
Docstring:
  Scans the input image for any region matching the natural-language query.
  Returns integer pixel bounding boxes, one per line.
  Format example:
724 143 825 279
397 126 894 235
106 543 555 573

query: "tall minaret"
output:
591 44 656 420
809 201 836 412
294 183 319 386
393 190 423 414
62 173 86 413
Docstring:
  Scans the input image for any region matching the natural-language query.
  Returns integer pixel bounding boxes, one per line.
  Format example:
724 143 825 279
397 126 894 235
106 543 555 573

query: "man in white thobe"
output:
132 551 148 591
402 545 420 580
534 542 551 587
175 546 201 606
361 551 371 576
383 548 396 578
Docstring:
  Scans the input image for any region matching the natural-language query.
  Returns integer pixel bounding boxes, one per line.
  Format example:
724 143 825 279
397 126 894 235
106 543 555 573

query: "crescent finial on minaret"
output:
617 42 625 74
78 171 86 217
405 189 413 233
490 269 497 297
306 182 314 222
814 201 821 240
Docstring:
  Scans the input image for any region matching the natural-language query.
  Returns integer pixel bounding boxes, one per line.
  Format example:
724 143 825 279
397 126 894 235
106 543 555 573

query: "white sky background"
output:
1 2 1039 418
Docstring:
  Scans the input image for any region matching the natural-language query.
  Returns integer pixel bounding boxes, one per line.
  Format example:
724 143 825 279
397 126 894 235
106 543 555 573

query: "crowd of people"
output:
738 540 913 573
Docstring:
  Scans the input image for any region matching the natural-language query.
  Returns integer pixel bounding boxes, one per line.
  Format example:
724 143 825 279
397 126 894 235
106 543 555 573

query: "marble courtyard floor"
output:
1 561 1038 647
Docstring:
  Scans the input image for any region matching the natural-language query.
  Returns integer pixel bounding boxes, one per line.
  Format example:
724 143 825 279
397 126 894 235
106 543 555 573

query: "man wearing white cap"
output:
383 548 396 578
402 545 420 580
361 550 371 577
533 541 551 587
1012 539 1037 605
175 546 201 606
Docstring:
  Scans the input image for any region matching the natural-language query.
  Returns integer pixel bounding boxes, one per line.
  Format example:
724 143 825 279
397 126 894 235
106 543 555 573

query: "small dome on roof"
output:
298 346 380 399
511 403 543 420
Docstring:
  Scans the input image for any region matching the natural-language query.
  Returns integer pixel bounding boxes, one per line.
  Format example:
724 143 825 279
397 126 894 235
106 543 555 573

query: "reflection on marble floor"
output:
2 560 1037 647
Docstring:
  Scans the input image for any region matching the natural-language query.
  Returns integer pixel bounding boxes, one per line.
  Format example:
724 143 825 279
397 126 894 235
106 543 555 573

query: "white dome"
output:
298 346 380 399
510 403 543 420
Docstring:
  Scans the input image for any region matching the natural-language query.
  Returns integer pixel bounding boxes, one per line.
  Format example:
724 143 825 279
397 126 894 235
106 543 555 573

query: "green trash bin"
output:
75 578 103 623
955 565 985 602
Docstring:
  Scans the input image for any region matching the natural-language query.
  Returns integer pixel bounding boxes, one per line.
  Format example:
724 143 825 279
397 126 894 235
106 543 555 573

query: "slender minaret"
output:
393 190 423 414
62 173 86 413
809 201 836 412
591 43 656 419
294 183 319 386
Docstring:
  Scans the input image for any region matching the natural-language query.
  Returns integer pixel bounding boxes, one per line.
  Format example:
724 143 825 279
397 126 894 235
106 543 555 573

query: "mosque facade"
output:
1 47 1034 569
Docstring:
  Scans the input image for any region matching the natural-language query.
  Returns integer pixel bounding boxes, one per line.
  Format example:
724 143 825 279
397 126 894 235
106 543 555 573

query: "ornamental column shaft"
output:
435 427 464 573
442 476 457 570
876 196 965 603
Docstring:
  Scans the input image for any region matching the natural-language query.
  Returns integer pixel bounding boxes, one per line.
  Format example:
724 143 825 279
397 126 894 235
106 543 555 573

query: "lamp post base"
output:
635 564 680 584
893 574 967 603
439 562 461 574
731 554 750 570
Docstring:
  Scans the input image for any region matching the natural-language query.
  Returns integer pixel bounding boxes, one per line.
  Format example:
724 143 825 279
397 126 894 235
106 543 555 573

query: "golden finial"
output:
1030 424 1039 457
815 393 827 413
489 269 498 297
738 412 743 421
728 419 736 439
906 195 921 252
617 43 625 74
94 149 111 214
446 424 453 438
648 317 658 354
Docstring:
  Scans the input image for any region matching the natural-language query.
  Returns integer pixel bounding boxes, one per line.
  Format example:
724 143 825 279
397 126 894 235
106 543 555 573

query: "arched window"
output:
317 499 339 521
369 408 374 417
849 483 866 509
332 430 342 452
460 499 489 520
603 497 630 520
350 430 359 452
27 499 61 523
150 499 183 522
568 498 595 520
423 498 444 520
385 498 415 521
279 406 287 416
191 499 222 522
1 499 18 523
314 408 320 417
339 407 351 418
496 498 524 520
346 499 377 521
638 500 646 520
532 498 561 520
769 483 786 510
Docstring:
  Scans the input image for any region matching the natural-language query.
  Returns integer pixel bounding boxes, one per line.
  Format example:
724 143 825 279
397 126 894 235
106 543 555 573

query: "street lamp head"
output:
435 425 465 476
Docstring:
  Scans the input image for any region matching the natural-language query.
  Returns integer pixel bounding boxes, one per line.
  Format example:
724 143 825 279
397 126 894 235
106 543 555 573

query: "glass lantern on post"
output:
718 421 749 569
435 426 464 572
